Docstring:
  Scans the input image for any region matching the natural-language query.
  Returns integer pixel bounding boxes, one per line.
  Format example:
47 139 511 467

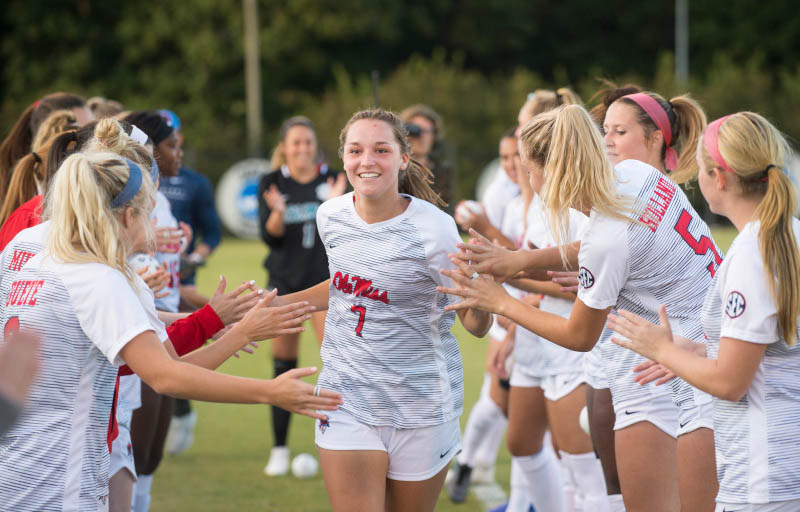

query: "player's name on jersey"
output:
332 271 390 304
6 279 45 307
638 176 676 232
7 249 35 272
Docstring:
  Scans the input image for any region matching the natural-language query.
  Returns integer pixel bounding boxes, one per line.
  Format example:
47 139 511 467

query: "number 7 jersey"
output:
316 193 465 429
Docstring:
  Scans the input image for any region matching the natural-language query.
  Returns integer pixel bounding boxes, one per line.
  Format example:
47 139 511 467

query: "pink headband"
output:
703 115 734 174
623 93 678 170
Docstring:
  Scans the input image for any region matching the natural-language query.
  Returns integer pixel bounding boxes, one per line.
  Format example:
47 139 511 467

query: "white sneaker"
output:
472 462 496 485
264 446 290 476
166 411 197 455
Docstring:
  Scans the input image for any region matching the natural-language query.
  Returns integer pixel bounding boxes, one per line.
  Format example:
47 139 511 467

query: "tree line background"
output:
2 0 799 204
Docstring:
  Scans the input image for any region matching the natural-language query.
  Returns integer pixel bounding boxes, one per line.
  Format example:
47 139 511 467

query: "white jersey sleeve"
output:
63 263 160 366
576 212 629 310
413 212 462 289
718 230 778 344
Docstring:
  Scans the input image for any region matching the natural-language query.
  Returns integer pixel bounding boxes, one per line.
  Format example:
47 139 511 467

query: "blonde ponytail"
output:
84 118 154 173
44 152 156 287
520 105 632 263
520 87 582 125
702 112 799 344
32 110 77 153
339 108 445 207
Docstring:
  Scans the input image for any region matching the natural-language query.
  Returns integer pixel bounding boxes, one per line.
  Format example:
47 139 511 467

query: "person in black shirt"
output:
257 116 346 476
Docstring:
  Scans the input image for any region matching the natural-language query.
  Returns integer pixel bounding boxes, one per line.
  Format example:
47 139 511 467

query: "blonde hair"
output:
519 105 632 262
83 118 154 170
32 110 77 152
338 109 445 207
44 151 155 287
617 92 706 184
519 88 582 125
701 112 799 345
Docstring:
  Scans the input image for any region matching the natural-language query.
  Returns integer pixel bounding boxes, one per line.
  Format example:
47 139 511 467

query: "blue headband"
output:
111 158 143 208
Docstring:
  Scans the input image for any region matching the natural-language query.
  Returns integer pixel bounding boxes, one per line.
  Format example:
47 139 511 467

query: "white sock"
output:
458 376 506 466
559 454 577 512
131 474 153 512
515 446 565 512
607 494 625 512
508 457 534 512
561 451 610 512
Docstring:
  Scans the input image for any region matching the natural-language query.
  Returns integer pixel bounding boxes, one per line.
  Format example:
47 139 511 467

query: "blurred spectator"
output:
400 104 454 212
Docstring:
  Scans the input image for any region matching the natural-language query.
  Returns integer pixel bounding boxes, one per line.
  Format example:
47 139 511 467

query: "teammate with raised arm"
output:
271 109 492 511
608 112 800 511
441 105 720 511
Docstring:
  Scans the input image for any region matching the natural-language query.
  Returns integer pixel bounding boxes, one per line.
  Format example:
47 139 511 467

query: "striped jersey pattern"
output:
152 191 180 313
514 196 587 376
316 193 464 428
578 160 720 413
702 219 800 504
0 254 157 511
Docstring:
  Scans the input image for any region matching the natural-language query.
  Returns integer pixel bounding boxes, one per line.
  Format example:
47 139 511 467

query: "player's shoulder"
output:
319 192 353 216
614 159 661 195
408 195 456 226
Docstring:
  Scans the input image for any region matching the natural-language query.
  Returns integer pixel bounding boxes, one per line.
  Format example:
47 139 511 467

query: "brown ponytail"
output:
701 112 799 344
588 79 643 127
0 93 86 203
339 108 445 207
0 148 48 226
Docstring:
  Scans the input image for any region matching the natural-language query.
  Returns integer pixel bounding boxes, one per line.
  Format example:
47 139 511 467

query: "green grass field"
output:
152 225 738 511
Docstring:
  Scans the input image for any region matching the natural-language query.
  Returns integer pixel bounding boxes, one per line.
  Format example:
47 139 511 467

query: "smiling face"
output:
342 119 409 202
603 101 662 168
282 125 317 172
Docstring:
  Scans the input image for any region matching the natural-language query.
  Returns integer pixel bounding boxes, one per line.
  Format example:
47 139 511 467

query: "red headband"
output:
622 93 678 170
703 115 734 174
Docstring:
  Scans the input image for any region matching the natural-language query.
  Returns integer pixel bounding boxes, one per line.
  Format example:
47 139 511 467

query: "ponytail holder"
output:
111 158 143 209
129 125 149 146
32 100 40 109
703 115 735 174
623 93 678 170
31 152 42 164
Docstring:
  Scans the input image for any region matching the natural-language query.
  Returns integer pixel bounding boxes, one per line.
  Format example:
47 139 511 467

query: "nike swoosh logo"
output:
679 420 690 428
624 410 637 415
440 448 451 458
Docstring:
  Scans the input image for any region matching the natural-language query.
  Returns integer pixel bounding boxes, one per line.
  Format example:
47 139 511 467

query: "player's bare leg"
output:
677 427 717 512
586 386 622 494
385 464 449 512
615 422 679 511
319 448 388 512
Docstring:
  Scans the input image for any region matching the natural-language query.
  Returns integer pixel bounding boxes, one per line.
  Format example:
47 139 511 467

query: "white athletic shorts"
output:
509 366 587 402
715 498 800 511
612 388 678 438
677 400 714 437
109 408 137 480
314 408 461 481
487 316 507 342
583 345 609 390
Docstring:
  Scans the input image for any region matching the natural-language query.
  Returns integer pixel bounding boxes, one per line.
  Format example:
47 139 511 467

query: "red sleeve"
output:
118 305 224 376
0 195 43 251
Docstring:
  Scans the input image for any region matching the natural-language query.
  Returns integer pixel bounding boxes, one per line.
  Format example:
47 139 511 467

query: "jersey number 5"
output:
350 305 366 337
674 210 723 276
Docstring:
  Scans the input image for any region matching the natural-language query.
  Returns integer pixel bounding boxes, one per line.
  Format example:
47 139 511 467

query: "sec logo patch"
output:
578 267 595 289
725 291 746 318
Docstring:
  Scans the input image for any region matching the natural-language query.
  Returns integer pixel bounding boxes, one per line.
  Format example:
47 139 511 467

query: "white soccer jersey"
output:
577 160 721 413
702 219 800 504
0 252 166 511
482 168 520 229
316 193 467 429
514 197 587 376
488 194 527 341
152 191 180 312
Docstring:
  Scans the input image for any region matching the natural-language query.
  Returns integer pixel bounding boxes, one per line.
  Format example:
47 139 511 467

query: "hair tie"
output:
31 152 41 164
622 93 678 170
703 116 735 174
69 131 78 142
129 125 150 146
32 100 41 109
111 158 144 209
